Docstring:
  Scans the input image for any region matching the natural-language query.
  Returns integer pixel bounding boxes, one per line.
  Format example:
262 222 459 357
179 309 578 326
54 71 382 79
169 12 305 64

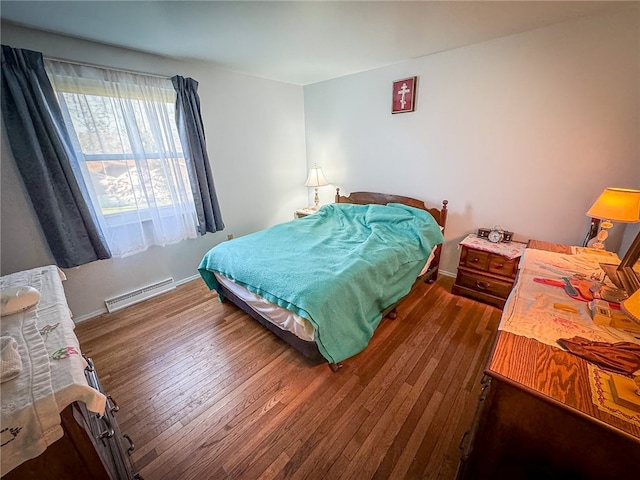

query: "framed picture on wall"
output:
391 76 417 114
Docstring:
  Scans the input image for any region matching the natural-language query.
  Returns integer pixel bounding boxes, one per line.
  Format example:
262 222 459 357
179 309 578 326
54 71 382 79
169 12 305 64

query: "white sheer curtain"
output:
45 60 198 257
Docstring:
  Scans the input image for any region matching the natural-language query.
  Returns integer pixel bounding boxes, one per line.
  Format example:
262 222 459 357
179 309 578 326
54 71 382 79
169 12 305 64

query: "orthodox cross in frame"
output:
391 76 417 114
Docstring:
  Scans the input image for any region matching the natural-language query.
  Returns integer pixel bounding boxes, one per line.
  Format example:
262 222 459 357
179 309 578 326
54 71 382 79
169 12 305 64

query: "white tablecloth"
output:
499 249 639 349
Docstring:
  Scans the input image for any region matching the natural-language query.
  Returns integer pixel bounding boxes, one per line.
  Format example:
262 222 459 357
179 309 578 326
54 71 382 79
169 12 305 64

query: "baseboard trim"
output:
74 308 107 324
74 274 203 323
176 273 201 286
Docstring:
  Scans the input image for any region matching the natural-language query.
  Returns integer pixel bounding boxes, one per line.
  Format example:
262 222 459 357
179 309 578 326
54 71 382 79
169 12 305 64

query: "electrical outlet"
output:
227 234 234 240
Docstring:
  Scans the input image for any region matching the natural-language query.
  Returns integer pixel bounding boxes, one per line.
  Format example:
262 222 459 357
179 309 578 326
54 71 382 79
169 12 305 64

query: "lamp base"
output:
590 220 613 250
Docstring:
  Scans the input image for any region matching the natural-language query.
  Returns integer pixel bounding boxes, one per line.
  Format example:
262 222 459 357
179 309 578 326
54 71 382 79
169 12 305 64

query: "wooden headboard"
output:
334 188 448 230
334 188 448 282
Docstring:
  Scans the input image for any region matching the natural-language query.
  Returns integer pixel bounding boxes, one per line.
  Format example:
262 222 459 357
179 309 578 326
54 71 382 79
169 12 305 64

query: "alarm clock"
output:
488 229 504 243
477 227 513 243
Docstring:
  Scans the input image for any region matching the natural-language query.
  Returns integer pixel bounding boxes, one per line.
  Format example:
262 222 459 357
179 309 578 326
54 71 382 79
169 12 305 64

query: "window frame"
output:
53 84 195 223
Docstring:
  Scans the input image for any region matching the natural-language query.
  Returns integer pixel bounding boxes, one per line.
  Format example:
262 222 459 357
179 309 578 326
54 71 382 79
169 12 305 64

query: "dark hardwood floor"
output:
75 276 501 480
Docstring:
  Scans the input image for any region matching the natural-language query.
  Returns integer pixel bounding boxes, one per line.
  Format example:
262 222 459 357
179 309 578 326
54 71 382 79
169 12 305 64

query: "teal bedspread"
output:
198 203 444 364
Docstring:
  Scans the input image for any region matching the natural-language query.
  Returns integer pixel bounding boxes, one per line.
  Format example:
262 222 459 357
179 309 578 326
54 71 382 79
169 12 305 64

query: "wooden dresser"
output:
452 236 525 309
457 240 640 479
0 265 141 480
5 357 141 479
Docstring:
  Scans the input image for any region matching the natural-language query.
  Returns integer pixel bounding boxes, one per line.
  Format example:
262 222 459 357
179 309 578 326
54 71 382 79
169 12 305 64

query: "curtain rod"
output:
43 55 172 80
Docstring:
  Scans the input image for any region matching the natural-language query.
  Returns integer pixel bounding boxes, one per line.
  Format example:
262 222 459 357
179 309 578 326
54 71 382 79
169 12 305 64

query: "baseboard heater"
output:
104 278 175 313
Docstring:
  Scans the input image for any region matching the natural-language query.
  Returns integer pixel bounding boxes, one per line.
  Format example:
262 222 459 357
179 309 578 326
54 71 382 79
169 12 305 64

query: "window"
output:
45 60 198 257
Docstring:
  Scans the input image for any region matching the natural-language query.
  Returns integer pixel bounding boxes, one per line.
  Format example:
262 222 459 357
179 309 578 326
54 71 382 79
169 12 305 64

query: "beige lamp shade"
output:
622 288 640 325
305 165 329 210
586 188 640 223
304 166 329 188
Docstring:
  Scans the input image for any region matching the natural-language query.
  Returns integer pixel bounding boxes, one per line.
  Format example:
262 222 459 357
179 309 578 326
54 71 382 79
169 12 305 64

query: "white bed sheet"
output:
214 248 437 343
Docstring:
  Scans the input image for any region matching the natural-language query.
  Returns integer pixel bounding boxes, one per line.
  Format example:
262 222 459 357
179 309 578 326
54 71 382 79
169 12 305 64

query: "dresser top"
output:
488 241 640 442
526 238 572 254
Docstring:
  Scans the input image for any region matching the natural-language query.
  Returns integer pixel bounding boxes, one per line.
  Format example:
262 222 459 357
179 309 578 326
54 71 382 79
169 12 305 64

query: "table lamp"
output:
586 188 640 250
305 165 329 210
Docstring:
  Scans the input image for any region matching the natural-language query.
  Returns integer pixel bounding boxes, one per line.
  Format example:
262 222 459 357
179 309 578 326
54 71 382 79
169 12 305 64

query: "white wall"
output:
304 8 640 276
2 8 639 320
0 23 308 320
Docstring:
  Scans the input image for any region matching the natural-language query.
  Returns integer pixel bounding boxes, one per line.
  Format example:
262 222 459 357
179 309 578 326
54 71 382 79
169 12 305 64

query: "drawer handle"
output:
98 414 115 439
459 430 471 451
83 355 95 372
493 263 504 269
107 395 120 414
476 281 490 290
479 375 493 399
123 433 136 455
471 257 480 263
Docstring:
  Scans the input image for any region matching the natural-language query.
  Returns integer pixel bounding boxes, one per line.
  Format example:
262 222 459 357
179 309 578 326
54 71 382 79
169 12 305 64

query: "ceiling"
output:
0 1 635 85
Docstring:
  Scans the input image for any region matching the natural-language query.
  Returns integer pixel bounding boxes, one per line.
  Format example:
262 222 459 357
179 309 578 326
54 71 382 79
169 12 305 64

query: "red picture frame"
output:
391 76 417 114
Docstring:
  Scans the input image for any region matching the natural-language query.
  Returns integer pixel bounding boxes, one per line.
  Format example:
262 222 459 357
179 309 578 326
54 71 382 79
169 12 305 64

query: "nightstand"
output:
452 234 527 309
294 207 317 219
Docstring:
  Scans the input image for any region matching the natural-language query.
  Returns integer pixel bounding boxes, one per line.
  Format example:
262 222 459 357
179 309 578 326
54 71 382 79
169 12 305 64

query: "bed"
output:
198 189 448 370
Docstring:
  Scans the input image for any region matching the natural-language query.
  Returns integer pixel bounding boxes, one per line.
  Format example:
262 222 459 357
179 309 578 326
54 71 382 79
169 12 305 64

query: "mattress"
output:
214 248 437 343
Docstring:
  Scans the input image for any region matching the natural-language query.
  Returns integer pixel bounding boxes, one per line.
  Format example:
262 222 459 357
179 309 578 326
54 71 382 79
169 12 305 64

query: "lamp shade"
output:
586 188 640 223
304 166 329 188
622 288 640 326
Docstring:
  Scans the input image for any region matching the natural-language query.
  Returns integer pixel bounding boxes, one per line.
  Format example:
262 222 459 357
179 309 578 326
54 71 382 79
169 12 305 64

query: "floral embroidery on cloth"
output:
39 323 59 342
51 346 79 361
39 324 78 361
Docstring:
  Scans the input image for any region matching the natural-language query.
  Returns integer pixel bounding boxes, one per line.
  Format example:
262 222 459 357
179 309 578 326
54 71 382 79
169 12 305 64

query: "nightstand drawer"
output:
455 270 514 299
487 256 518 278
464 249 490 270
